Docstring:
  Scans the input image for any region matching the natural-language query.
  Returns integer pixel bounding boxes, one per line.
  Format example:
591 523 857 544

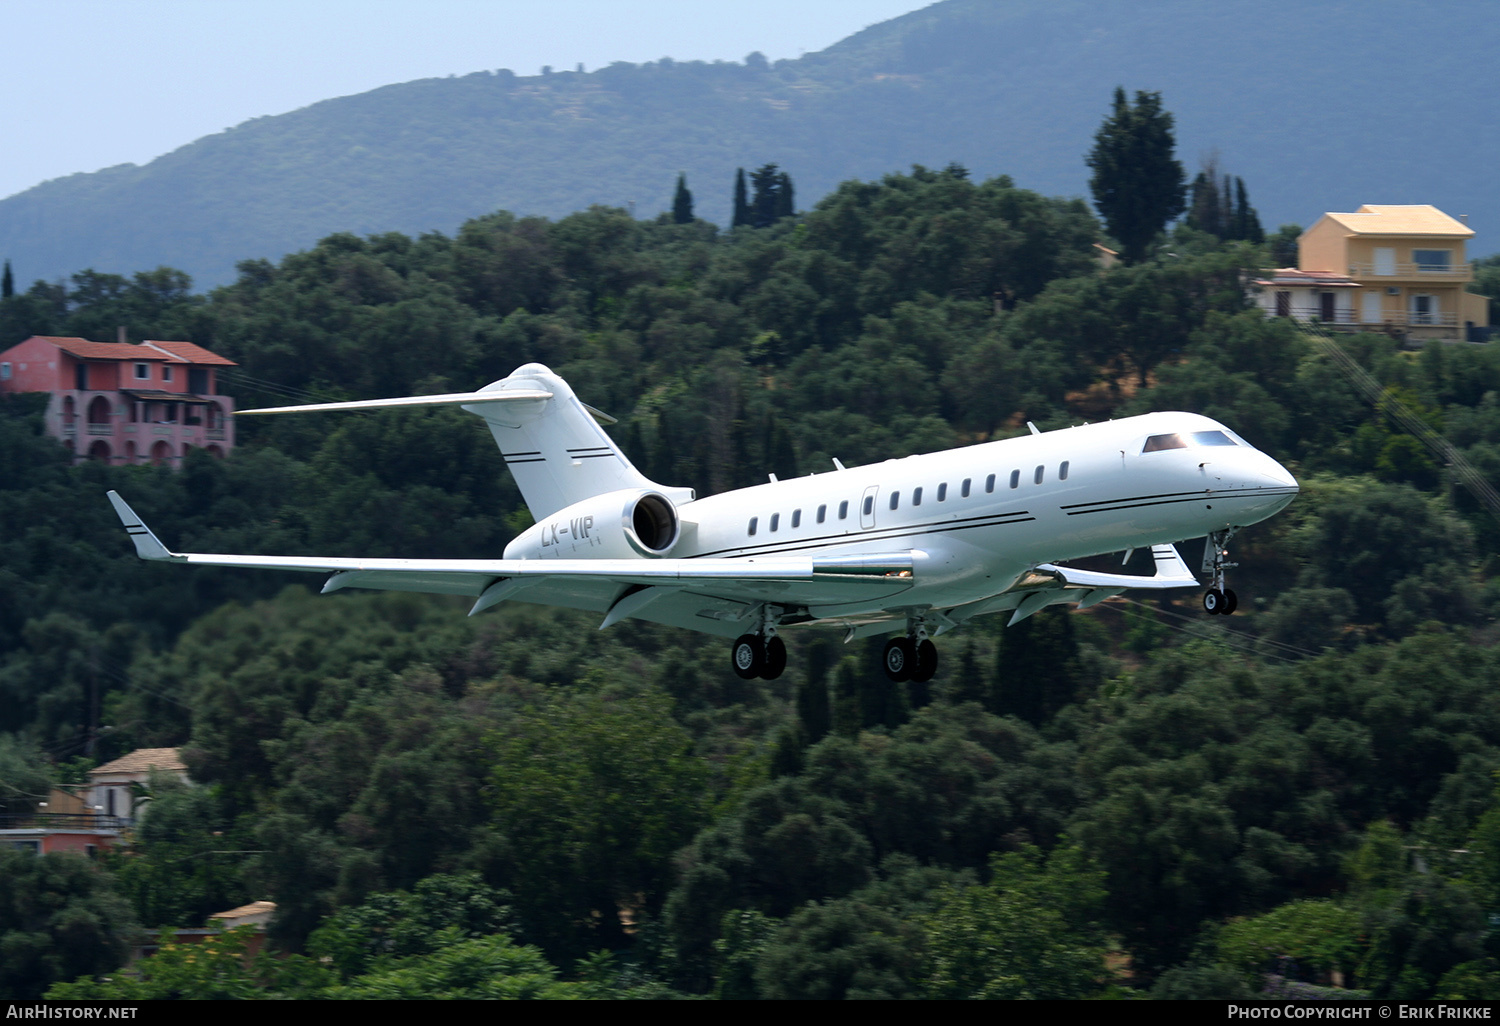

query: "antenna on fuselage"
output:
831 457 846 471
1027 421 1042 436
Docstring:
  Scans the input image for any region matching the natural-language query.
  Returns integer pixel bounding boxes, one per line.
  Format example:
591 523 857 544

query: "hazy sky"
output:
4 0 929 201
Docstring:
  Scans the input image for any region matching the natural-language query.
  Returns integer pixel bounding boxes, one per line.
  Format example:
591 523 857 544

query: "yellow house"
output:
1296 204 1488 339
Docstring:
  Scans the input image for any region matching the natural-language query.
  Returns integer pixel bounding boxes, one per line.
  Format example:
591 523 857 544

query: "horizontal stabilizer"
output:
236 389 553 416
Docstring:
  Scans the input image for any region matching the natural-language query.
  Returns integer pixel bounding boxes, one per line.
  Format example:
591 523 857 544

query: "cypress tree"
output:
1 260 12 300
1085 87 1186 263
672 173 693 224
1233 177 1264 243
749 164 782 228
732 168 750 228
775 171 794 221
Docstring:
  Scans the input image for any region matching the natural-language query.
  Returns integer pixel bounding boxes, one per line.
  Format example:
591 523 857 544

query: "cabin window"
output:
840 500 850 520
985 474 995 493
863 496 873 517
912 487 923 507
792 509 802 528
748 517 757 536
1009 470 1020 489
1034 465 1044 485
937 483 947 501
1059 461 1070 481
770 513 780 532
961 478 971 498
134 363 150 380
889 491 900 510
817 504 827 523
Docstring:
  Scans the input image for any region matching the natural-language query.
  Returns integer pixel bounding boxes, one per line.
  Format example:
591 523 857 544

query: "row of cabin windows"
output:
745 462 1071 536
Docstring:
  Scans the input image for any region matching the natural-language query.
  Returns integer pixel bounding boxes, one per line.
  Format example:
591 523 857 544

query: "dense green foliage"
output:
5 156 1500 999
1086 87 1186 263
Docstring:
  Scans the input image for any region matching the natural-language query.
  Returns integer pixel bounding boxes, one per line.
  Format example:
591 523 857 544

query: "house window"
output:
162 365 173 383
134 363 150 380
1413 249 1451 272
0 362 9 381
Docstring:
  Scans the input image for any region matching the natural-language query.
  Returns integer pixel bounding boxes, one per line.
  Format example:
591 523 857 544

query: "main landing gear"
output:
731 606 787 680
882 620 939 683
1201 528 1240 616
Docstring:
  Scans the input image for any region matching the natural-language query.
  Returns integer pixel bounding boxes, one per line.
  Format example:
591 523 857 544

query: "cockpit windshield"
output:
1142 430 1239 453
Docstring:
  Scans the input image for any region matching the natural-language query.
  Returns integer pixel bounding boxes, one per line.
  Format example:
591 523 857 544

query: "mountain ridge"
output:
3 0 1494 287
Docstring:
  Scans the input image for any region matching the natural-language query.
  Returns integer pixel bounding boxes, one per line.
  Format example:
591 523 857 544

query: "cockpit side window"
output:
1143 434 1187 452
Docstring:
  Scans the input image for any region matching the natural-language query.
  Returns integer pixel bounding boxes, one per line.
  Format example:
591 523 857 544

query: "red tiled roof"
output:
143 340 237 366
35 337 169 361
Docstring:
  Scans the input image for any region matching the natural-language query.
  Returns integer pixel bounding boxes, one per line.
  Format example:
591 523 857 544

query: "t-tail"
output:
238 363 692 520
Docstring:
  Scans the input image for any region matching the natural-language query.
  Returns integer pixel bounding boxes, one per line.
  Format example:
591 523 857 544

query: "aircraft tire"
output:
883 637 914 682
1203 589 1225 615
1223 589 1239 615
911 639 938 683
762 636 787 680
732 634 764 679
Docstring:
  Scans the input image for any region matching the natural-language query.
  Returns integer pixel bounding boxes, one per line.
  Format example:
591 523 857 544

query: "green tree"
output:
1085 87 1186 263
2 259 12 299
732 167 750 228
672 173 693 224
0 850 138 999
486 678 709 959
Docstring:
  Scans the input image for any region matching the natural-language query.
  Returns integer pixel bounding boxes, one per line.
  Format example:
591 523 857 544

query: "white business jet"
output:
108 363 1298 684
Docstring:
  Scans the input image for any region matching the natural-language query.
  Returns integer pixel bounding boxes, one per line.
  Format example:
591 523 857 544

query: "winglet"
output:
106 491 180 561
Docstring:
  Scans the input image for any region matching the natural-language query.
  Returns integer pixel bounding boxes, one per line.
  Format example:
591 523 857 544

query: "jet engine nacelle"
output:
504 488 681 560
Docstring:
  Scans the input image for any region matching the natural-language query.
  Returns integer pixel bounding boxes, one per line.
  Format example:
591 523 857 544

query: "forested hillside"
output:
7 167 1500 998
2 0 1496 286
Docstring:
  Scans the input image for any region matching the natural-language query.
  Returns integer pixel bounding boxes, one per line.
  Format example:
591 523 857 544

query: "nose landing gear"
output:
1201 528 1240 615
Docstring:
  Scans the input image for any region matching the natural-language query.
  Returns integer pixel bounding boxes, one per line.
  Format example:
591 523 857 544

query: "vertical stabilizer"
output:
464 364 659 519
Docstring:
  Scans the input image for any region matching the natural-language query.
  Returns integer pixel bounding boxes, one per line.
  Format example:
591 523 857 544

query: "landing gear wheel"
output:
911 639 938 683
1222 589 1238 615
1203 589 1226 615
883 637 914 682
762 636 787 680
731 634 764 679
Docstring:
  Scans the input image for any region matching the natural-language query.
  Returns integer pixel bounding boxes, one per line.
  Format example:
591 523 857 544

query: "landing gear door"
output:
860 485 879 530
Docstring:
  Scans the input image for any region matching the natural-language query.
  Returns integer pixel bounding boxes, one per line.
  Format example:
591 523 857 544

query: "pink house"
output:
0 335 237 465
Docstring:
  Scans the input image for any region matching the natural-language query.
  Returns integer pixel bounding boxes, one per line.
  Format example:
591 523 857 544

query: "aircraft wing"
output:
107 491 916 622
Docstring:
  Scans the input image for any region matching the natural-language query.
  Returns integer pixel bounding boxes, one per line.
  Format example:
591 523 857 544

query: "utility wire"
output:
1299 324 1500 524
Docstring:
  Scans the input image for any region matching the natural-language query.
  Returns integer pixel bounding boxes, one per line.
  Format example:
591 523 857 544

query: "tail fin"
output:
464 364 687 519
237 363 681 519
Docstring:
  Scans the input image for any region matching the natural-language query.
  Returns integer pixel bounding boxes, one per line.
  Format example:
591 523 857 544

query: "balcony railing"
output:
1272 306 1458 328
1348 262 1473 281
0 812 131 831
87 422 112 435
